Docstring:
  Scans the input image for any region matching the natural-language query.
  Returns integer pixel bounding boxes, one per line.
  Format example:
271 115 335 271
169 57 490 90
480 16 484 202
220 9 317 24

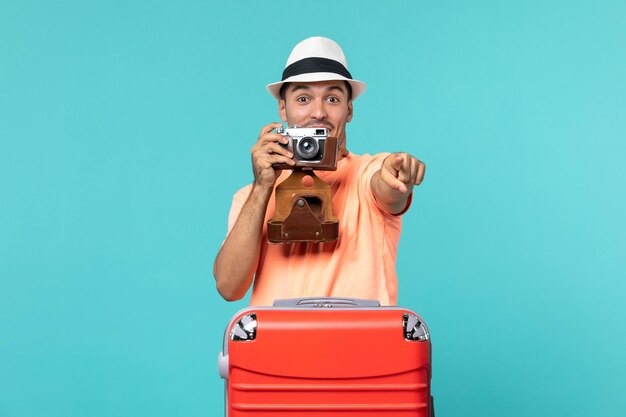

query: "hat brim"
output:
266 73 366 101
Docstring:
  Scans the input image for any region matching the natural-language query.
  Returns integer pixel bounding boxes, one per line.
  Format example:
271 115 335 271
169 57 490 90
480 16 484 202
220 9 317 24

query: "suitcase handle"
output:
273 297 381 308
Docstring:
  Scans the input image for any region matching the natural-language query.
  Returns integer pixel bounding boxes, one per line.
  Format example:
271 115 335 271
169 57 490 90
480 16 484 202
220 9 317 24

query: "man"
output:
214 37 425 306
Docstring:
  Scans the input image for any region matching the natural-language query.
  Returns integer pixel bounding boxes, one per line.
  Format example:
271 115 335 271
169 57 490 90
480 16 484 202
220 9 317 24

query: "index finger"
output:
259 132 289 145
259 122 284 138
388 155 404 171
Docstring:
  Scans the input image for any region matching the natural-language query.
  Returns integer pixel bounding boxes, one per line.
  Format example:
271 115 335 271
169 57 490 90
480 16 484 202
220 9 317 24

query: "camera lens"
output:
296 137 319 160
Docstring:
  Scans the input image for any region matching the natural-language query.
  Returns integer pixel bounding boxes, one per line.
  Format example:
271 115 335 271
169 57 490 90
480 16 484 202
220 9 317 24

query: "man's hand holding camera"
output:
372 153 426 215
251 122 295 190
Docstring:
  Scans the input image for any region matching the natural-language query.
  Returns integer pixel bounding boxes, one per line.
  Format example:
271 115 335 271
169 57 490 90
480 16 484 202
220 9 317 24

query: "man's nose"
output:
310 99 327 119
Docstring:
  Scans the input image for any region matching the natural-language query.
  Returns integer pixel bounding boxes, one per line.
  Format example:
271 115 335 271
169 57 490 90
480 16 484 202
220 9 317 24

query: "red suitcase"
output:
218 297 433 417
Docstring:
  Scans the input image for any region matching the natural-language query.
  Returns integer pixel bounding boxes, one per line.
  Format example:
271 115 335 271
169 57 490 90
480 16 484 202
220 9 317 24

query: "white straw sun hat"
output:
266 36 367 100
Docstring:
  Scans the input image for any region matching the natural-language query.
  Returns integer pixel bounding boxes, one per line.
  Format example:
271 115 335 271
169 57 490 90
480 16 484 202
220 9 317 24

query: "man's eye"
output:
296 96 309 103
327 96 340 103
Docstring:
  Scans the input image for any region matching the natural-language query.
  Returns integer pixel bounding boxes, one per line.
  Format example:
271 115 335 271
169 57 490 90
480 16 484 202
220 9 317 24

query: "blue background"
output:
1 1 625 416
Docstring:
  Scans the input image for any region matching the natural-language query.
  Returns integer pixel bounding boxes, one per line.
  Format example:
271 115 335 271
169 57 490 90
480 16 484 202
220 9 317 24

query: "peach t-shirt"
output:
226 152 410 306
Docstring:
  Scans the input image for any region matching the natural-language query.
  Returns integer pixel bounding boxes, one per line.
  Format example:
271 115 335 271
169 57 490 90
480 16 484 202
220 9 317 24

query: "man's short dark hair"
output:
279 81 353 102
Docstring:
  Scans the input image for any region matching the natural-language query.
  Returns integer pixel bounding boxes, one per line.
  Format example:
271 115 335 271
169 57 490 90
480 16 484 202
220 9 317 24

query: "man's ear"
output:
278 99 287 122
346 100 353 123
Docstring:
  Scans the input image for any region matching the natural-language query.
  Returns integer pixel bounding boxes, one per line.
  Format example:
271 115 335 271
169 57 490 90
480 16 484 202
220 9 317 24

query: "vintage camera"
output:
274 126 338 171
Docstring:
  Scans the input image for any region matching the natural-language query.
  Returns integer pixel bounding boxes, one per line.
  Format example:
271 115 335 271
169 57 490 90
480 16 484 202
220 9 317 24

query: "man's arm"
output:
213 122 294 301
371 153 426 215
213 185 272 301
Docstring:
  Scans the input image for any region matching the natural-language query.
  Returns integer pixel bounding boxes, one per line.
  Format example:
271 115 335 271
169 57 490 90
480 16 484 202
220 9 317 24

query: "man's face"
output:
278 80 353 150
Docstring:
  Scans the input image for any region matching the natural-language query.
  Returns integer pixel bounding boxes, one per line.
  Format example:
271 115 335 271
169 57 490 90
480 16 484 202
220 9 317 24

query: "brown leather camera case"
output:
267 170 339 244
